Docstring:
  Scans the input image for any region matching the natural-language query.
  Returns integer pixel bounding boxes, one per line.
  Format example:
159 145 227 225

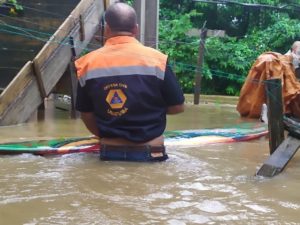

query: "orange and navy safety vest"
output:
75 36 184 142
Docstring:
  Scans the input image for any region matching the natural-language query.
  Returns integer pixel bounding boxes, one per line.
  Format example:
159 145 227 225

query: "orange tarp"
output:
237 52 300 118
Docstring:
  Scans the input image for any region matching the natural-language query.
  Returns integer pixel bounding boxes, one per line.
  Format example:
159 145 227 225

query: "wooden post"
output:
32 59 47 121
255 78 298 178
79 15 85 41
32 59 47 99
186 28 224 105
194 28 207 105
37 103 45 121
69 37 79 119
265 78 284 154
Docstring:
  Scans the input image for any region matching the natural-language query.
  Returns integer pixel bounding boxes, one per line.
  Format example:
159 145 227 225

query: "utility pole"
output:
187 28 225 104
133 0 159 49
194 28 207 105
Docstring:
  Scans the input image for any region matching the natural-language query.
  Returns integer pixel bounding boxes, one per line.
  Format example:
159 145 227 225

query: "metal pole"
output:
133 0 158 48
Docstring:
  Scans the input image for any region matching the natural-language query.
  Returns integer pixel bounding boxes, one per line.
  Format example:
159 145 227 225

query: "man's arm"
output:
167 104 185 114
162 61 185 114
80 112 100 137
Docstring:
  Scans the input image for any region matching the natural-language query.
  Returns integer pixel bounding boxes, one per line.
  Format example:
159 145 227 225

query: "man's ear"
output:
104 24 112 39
132 24 139 37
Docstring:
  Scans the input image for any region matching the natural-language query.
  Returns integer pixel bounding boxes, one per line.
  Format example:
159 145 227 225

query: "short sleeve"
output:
75 82 94 112
161 62 185 106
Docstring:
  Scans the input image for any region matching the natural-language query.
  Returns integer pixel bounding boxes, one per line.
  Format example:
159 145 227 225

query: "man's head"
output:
104 2 138 37
290 41 300 78
291 41 300 56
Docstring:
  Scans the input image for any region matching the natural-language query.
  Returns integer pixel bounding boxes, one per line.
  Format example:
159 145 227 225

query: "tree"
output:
159 0 300 95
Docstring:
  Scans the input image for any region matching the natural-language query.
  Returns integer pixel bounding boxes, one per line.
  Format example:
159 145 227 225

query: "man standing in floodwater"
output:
75 2 185 162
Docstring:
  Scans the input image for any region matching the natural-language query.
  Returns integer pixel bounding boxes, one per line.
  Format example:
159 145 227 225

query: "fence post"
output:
265 78 284 154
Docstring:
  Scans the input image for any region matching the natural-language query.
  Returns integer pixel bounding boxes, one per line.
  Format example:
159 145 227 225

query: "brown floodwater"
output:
0 100 300 225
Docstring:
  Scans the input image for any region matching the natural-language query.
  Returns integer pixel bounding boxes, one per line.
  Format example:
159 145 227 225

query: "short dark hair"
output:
105 2 137 33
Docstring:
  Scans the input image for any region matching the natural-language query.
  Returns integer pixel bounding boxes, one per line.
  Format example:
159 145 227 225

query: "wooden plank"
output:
0 61 37 114
42 43 73 94
256 135 300 177
0 78 42 125
34 17 74 67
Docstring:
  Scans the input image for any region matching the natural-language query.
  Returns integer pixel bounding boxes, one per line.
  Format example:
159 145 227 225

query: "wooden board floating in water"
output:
256 116 300 178
256 135 300 177
0 123 268 156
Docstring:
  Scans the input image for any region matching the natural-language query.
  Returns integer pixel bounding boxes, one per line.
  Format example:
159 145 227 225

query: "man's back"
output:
75 2 184 161
76 36 182 142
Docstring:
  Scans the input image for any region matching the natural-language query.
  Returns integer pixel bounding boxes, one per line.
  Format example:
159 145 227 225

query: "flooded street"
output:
1 0 300 224
0 102 300 224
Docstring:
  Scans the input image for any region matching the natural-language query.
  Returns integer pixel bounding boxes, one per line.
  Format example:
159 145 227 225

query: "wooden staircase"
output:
0 0 105 125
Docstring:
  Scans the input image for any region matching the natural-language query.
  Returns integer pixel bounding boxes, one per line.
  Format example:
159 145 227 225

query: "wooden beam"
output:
256 135 300 177
79 15 85 41
32 59 47 99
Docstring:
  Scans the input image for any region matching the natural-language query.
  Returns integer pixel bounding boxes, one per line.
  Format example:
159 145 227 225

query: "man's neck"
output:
108 32 135 38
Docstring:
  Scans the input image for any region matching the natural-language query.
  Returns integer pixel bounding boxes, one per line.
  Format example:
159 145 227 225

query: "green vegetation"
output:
0 0 23 16
158 0 300 95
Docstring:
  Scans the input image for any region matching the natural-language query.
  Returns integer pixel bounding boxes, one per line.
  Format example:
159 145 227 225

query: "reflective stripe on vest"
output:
75 36 167 87
78 65 165 86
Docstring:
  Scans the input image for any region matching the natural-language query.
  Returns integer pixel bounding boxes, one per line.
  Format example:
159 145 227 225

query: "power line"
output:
193 0 300 12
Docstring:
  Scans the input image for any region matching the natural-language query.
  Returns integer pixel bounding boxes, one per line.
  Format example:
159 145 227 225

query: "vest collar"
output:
105 36 139 46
